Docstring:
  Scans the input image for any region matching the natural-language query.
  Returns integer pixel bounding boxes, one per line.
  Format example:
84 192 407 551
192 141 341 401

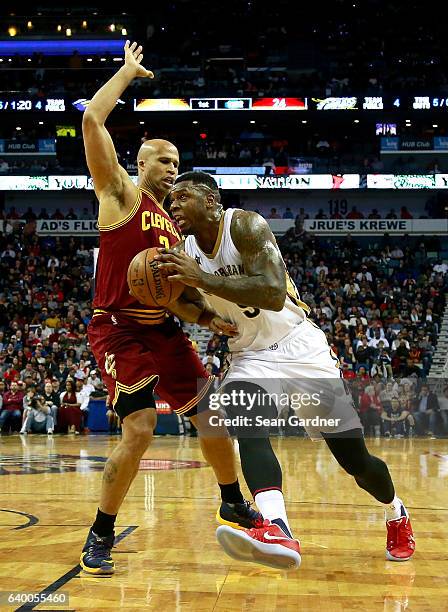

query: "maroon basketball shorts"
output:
88 312 212 419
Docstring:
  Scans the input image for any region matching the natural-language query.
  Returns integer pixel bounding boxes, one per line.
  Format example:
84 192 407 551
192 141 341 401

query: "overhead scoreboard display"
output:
1 94 448 112
133 97 308 111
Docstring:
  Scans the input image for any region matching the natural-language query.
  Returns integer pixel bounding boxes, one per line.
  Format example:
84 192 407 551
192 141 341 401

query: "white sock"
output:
385 495 407 521
254 489 293 536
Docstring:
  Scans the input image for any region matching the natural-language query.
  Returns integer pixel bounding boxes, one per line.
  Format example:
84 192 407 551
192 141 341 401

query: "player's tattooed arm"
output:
157 212 286 311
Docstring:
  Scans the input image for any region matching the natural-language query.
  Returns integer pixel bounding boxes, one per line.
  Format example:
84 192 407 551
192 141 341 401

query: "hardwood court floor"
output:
0 434 447 611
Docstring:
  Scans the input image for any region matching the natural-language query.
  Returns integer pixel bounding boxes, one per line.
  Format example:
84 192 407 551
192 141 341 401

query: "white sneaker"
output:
47 429 53 435
19 430 27 435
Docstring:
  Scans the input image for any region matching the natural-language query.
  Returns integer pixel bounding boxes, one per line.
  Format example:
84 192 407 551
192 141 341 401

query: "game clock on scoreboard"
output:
0 97 65 111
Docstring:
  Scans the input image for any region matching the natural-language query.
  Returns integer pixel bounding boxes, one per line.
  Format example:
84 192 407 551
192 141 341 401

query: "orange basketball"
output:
127 247 184 307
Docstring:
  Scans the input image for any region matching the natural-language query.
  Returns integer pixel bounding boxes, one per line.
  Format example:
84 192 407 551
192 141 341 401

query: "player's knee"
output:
123 426 154 454
333 445 371 476
122 408 156 452
343 451 384 477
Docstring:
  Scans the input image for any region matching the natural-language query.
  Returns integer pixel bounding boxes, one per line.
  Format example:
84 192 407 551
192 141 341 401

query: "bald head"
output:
137 139 178 162
137 138 179 199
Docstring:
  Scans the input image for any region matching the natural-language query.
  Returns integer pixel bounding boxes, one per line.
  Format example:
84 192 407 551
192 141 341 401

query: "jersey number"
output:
238 304 261 319
159 235 170 249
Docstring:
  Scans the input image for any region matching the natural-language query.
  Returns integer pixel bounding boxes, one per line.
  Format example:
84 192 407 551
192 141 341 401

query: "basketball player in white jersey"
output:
156 171 415 570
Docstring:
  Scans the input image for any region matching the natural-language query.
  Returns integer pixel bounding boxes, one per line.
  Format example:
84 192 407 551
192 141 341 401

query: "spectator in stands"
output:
346 206 364 219
315 260 329 279
41 380 60 425
413 384 440 436
359 383 382 437
381 398 414 438
433 260 448 275
356 265 373 284
282 207 294 219
355 336 373 368
390 245 404 259
75 370 94 431
439 386 448 435
201 351 221 375
38 208 49 219
400 206 413 219
66 208 78 220
58 378 82 434
0 381 23 433
20 393 54 435
51 209 65 220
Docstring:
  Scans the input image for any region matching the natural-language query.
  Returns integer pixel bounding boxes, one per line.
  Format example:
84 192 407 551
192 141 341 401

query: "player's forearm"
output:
199 273 285 311
84 65 136 124
168 294 215 326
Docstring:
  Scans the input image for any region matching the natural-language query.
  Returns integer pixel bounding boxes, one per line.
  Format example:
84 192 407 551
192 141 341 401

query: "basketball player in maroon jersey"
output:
80 41 262 574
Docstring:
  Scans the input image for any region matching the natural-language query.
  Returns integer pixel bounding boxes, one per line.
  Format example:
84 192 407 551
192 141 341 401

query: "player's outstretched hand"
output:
124 40 154 79
209 316 239 337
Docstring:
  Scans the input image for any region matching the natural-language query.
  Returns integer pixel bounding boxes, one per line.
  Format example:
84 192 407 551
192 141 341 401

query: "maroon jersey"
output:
93 187 181 325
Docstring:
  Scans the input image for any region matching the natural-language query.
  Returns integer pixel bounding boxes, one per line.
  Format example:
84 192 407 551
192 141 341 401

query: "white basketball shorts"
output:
223 318 363 440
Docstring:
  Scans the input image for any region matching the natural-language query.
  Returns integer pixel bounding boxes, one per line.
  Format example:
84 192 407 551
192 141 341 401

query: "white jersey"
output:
184 208 310 352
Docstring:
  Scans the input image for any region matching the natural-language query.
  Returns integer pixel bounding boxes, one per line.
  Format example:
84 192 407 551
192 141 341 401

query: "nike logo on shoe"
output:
264 532 293 542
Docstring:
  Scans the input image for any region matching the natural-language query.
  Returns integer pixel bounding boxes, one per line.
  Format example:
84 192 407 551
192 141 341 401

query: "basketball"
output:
127 247 184 307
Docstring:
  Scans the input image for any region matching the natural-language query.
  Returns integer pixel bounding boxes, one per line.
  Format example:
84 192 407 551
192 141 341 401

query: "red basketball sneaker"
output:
216 519 301 570
386 514 415 561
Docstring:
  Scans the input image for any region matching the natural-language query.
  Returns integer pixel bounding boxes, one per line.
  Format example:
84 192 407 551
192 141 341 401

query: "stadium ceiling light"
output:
192 120 199 124
139 121 144 124
66 28 72 37
100 58 106 62
57 24 62 32
121 28 127 36
433 124 438 128
250 120 255 124
27 58 32 62
113 57 122 61
109 24 116 32
86 58 93 62
0 59 3 63
82 20 87 29
354 119 360 123
8 26 17 36
38 121 44 125
16 126 21 130
27 21 33 29
301 120 307 124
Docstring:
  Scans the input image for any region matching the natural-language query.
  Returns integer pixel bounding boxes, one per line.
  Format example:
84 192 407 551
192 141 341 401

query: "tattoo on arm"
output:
199 211 286 311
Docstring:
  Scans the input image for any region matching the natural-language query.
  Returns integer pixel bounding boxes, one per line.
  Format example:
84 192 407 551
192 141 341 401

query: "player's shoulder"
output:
230 209 272 246
139 186 165 210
